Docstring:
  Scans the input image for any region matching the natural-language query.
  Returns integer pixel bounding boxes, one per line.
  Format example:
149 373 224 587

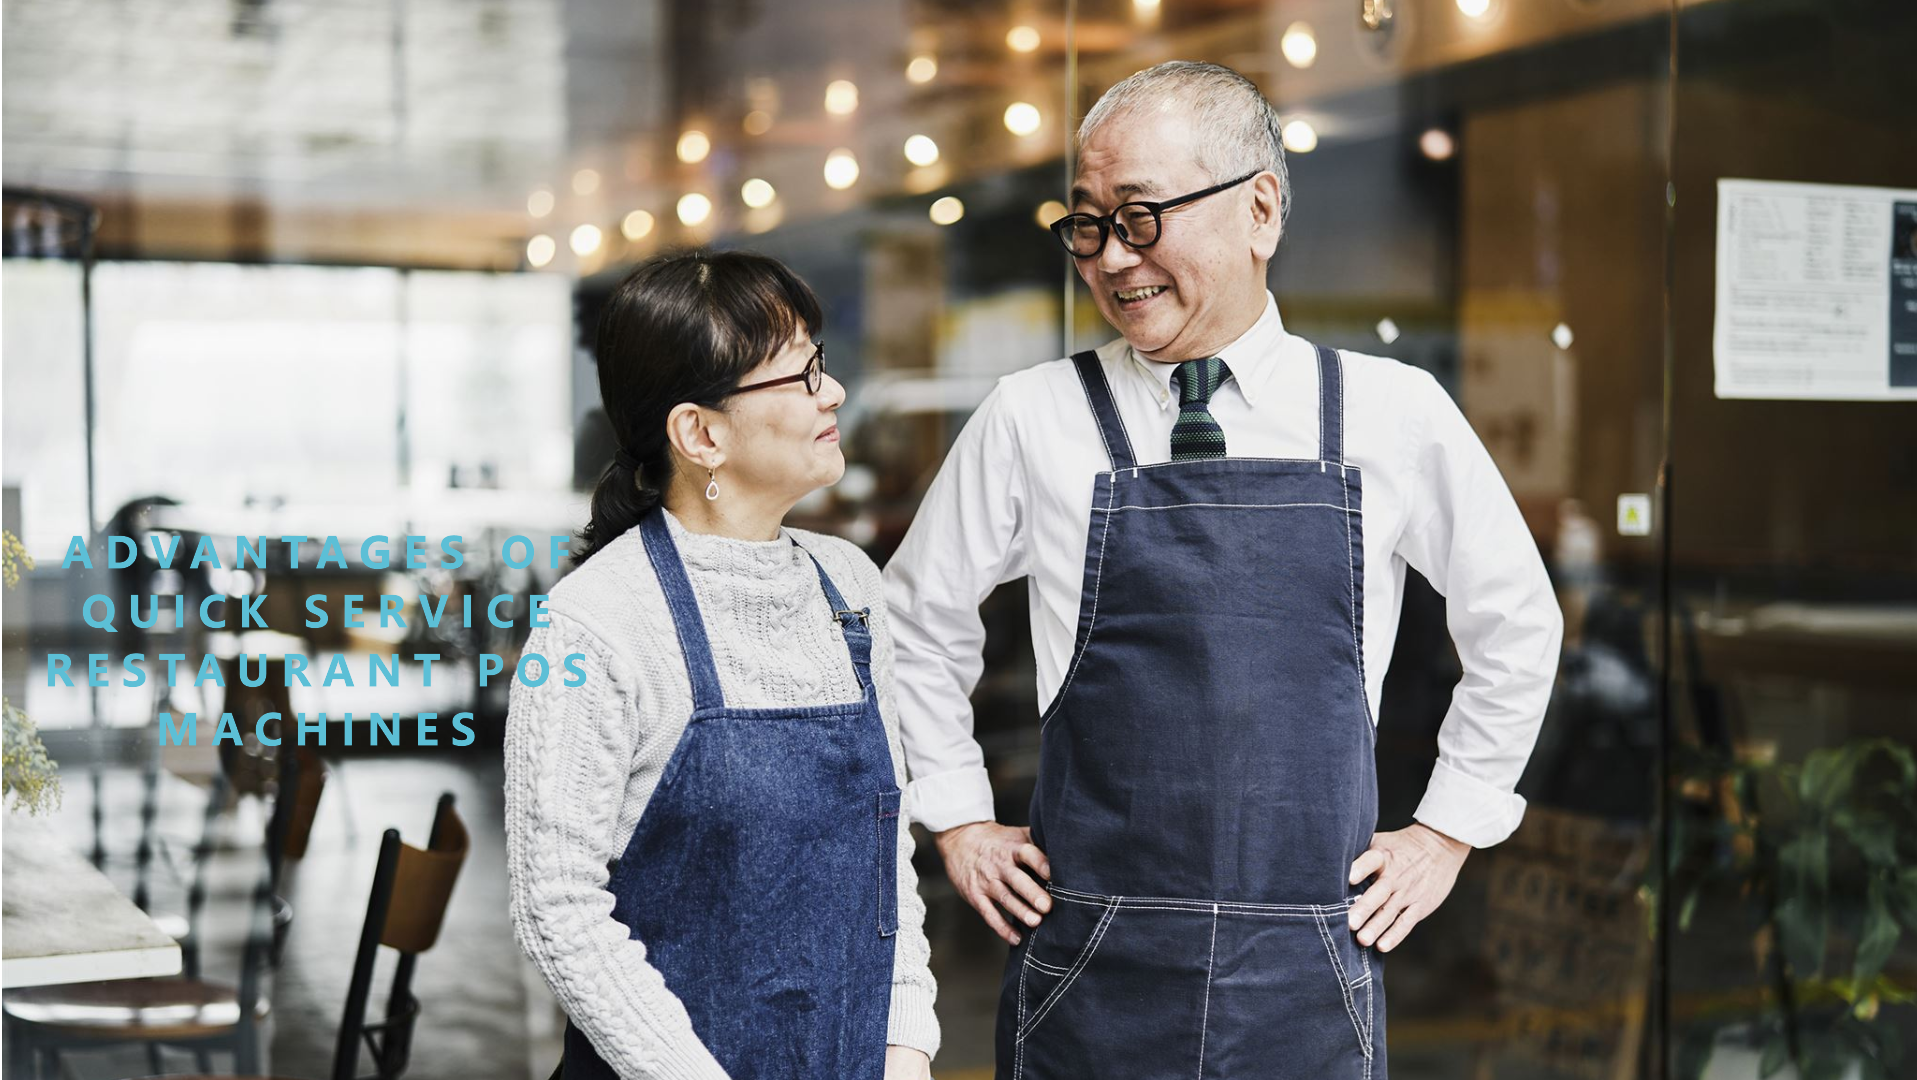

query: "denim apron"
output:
997 344 1385 1080
563 509 900 1080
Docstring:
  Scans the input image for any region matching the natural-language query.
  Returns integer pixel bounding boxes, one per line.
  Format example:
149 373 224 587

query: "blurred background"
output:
3 0 1914 1077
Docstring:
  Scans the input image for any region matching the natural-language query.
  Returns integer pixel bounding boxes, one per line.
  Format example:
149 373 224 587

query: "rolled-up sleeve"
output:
1395 370 1564 848
883 380 1030 832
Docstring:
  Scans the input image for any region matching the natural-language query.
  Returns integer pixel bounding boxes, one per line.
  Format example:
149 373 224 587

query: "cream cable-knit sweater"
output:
505 507 940 1079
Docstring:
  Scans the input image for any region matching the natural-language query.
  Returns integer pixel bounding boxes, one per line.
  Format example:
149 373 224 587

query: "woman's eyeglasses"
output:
735 340 825 396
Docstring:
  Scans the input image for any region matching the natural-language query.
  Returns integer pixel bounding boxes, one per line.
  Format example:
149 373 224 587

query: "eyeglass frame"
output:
733 339 826 396
1048 169 1263 258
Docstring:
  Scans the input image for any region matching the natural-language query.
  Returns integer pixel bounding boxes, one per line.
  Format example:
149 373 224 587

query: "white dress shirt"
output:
883 292 1564 849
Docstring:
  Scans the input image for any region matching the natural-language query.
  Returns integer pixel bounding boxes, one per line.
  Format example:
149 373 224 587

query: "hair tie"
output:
612 447 642 471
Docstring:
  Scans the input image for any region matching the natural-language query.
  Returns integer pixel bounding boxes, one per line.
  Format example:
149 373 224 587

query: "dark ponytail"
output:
575 249 824 566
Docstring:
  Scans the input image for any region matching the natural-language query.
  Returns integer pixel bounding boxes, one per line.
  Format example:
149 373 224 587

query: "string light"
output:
824 149 860 190
930 197 965 225
904 135 940 167
1004 102 1042 136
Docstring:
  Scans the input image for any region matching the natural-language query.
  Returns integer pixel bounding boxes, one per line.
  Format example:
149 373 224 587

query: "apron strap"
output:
1070 350 1138 472
791 540 875 691
1314 343 1346 466
637 509 728 712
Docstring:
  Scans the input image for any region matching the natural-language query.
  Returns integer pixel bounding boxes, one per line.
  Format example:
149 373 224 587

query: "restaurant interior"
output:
3 0 1914 1077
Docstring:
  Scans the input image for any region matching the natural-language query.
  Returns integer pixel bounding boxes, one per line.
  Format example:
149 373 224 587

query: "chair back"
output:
332 792 469 1080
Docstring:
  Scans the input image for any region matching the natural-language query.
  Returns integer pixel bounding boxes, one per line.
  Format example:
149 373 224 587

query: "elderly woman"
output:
506 250 938 1080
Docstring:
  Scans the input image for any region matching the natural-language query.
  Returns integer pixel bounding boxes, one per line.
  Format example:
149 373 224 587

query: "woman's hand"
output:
885 1045 932 1079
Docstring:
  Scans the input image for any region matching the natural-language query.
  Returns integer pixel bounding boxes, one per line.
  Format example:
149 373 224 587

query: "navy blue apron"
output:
997 344 1385 1080
563 509 900 1080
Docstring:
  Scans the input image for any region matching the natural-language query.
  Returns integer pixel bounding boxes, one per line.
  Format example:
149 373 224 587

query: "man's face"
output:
1070 103 1278 362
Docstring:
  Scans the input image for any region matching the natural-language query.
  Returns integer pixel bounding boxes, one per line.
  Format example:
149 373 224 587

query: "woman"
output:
505 250 938 1080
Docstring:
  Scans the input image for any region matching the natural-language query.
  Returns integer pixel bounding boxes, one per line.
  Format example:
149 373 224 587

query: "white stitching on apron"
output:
1095 502 1362 514
1039 475 1118 734
1314 912 1374 1073
1016 897 1119 1044
1196 903 1218 1079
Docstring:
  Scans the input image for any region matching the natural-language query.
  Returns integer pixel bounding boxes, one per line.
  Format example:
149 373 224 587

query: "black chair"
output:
123 792 471 1080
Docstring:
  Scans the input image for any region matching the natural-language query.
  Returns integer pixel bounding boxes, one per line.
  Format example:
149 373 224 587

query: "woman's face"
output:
712 324 846 505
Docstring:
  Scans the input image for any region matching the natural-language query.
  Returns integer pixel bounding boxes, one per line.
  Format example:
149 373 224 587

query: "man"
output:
884 61 1563 1078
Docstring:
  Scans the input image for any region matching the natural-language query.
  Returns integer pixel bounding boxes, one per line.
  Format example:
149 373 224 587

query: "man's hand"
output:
934 821 1052 945
885 1046 932 1080
1346 823 1470 952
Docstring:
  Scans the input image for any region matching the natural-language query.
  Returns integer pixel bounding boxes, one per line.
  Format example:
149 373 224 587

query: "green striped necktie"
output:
1169 357 1232 461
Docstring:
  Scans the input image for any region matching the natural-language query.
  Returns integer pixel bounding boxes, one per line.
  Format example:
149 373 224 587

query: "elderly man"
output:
884 61 1563 1078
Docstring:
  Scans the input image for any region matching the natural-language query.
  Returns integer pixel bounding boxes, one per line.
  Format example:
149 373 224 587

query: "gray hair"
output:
1077 60 1291 237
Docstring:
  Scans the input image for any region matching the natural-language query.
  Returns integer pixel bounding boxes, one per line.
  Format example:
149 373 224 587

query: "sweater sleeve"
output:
849 544 943 1060
504 611 732 1080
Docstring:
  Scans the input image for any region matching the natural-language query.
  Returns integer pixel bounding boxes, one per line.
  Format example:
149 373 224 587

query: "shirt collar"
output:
1124 291 1287 410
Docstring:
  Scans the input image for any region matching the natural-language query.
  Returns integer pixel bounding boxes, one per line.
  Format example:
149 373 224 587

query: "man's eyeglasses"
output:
735 340 825 396
1048 170 1261 258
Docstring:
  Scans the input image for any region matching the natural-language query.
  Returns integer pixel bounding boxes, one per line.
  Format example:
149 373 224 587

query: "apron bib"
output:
563 510 899 1080
997 344 1385 1080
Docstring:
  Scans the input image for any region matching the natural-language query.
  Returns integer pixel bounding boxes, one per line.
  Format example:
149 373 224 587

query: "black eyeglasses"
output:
735 340 825 396
1048 170 1261 258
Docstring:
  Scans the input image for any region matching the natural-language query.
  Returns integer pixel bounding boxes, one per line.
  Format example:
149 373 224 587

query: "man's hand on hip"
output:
934 821 1052 945
1346 823 1470 952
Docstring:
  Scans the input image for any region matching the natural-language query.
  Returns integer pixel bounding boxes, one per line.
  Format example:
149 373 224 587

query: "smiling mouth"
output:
817 426 839 442
1114 285 1169 303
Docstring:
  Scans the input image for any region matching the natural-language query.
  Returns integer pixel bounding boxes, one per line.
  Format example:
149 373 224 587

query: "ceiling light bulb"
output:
904 135 940 167
676 130 711 164
824 80 859 116
677 193 712 226
741 178 776 208
930 197 965 225
824 149 860 190
1004 102 1042 136
1281 23 1318 69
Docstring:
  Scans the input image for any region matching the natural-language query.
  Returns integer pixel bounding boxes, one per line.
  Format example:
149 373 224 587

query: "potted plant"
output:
1670 736 1917 1080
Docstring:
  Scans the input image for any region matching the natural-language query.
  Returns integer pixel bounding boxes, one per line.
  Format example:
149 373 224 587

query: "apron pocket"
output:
877 789 901 937
1014 896 1213 1078
1013 893 1116 1043
1313 910 1377 1060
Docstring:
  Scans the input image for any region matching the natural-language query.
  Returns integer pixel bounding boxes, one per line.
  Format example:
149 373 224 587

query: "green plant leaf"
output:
1778 832 1832 976
1833 811 1898 866
1800 747 1854 813
1868 739 1915 791
1853 886 1900 990
1893 869 1917 933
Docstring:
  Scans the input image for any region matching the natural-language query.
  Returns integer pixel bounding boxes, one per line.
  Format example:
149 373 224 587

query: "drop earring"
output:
704 468 720 501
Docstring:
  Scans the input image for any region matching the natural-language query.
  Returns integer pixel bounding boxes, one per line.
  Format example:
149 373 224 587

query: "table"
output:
1 812 181 989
